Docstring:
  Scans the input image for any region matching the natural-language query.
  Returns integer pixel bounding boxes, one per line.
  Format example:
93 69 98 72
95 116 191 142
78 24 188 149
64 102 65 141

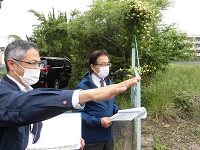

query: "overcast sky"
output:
0 0 199 47
163 0 200 35
0 0 92 46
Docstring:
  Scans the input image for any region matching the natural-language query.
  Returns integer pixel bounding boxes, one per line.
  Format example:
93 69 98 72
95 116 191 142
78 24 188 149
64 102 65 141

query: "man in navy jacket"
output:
0 39 141 150
75 50 119 150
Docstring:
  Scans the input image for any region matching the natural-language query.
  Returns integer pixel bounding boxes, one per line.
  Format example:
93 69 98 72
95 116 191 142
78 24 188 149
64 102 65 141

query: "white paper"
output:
26 112 81 150
110 107 147 121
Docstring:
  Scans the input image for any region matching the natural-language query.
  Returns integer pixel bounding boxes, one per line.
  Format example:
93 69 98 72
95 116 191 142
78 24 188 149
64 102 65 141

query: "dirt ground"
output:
141 117 200 150
114 117 200 150
141 97 200 150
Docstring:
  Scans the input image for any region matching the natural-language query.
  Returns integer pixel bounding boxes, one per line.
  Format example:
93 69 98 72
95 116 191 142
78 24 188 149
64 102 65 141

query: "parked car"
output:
32 57 72 89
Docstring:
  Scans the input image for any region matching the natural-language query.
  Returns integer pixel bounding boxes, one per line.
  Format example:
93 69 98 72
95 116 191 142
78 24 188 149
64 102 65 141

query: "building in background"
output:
188 34 200 59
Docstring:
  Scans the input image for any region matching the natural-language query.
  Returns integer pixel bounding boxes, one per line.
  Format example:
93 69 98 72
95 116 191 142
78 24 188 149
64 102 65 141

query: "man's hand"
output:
80 137 85 150
79 76 141 104
101 117 112 128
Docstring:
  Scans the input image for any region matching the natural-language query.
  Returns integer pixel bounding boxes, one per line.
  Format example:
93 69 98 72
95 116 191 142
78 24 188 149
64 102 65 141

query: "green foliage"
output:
140 27 195 82
174 91 194 114
124 0 154 35
67 0 135 87
141 68 174 118
110 67 134 83
8 34 21 40
115 89 132 109
68 0 195 86
142 63 200 121
26 0 196 89
194 127 200 135
0 73 6 77
28 8 71 59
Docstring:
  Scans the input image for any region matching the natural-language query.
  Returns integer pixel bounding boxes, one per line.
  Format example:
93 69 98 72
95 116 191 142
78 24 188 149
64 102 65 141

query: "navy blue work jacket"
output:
0 75 74 150
74 72 119 142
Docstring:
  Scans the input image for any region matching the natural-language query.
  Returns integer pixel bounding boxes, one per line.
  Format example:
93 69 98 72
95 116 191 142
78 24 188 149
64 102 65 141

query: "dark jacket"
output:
0 75 74 150
74 72 119 142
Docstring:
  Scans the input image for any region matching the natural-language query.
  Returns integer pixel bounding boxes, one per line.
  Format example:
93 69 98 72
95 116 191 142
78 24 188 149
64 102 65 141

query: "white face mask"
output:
95 66 109 79
14 61 40 86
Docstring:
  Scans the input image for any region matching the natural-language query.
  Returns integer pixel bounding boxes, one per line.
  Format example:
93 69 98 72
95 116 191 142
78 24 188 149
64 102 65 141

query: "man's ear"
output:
7 59 15 71
90 64 95 71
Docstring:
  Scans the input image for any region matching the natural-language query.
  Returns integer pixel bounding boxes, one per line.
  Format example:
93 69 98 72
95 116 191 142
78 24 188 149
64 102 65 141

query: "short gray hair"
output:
4 39 39 71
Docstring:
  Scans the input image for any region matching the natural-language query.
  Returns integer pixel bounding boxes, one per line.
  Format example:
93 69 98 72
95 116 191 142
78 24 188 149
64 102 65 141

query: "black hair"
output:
88 49 109 73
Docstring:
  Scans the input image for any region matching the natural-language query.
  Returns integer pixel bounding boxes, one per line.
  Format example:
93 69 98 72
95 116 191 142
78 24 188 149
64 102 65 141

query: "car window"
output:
41 60 47 67
64 60 71 67
51 59 64 67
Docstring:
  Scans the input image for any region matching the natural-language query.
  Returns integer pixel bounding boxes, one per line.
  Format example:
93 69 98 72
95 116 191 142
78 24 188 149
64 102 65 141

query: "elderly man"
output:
0 39 141 150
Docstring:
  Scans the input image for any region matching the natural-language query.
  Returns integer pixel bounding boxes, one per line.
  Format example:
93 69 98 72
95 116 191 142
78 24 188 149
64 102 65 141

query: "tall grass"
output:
114 63 200 149
115 63 200 121
142 63 200 121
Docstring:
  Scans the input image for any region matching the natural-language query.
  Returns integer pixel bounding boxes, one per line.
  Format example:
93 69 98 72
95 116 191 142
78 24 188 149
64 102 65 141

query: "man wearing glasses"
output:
0 40 140 150
74 50 119 150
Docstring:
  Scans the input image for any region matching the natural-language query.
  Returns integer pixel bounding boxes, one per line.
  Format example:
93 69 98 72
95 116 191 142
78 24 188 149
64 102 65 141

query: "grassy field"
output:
141 63 200 149
142 63 200 120
115 63 200 149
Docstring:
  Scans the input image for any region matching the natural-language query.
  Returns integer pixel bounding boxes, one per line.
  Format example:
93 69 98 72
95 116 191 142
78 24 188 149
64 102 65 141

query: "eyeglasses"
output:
13 58 44 69
95 63 111 67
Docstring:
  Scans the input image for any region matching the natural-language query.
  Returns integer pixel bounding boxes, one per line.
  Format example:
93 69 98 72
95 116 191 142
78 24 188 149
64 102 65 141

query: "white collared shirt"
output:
91 73 106 88
6 74 32 92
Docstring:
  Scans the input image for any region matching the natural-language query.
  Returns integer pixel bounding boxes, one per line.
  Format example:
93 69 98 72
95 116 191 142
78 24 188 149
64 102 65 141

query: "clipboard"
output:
26 112 81 150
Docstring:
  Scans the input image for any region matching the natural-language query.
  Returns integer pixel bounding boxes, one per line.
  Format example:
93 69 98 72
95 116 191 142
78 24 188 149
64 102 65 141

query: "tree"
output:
68 0 195 86
28 8 71 59
8 34 21 40
123 0 194 81
27 0 195 88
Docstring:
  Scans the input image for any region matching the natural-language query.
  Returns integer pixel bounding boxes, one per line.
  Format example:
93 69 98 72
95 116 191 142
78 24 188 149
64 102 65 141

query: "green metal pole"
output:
131 39 135 106
131 35 141 150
